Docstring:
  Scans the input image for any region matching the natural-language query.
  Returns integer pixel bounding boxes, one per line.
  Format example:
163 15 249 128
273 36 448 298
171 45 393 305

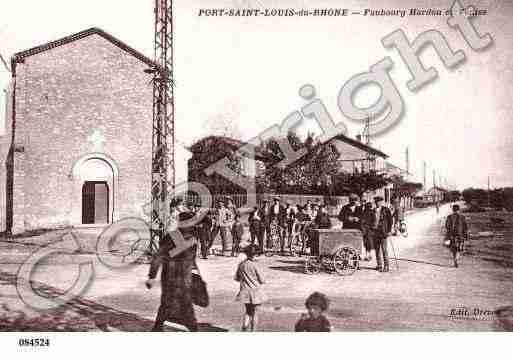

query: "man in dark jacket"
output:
196 206 213 259
372 196 393 272
338 194 363 230
314 204 332 229
249 206 265 254
269 197 285 224
445 204 468 267
309 204 332 256
260 200 271 249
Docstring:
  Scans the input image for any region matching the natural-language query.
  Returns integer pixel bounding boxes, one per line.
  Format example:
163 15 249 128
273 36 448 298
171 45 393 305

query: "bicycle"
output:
290 220 312 256
398 220 408 237
265 220 284 256
392 220 408 238
108 228 158 264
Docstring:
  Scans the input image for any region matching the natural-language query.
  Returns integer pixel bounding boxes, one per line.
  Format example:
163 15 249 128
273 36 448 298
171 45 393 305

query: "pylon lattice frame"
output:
150 0 175 251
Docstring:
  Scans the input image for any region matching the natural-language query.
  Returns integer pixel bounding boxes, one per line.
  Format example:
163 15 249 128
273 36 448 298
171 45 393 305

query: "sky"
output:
0 0 512 190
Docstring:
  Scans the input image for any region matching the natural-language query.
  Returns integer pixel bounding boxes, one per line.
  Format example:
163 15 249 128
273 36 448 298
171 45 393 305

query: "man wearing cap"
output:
445 204 468 268
390 197 405 236
261 200 271 250
195 205 213 259
372 196 393 272
211 200 231 255
249 204 265 254
338 194 363 230
304 200 313 219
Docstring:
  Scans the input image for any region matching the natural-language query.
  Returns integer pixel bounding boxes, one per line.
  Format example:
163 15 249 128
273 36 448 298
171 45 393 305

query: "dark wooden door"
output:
82 181 109 224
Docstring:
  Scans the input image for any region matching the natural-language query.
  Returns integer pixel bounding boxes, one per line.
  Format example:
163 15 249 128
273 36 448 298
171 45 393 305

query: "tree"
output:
257 131 393 197
260 132 340 194
332 171 389 198
462 188 488 205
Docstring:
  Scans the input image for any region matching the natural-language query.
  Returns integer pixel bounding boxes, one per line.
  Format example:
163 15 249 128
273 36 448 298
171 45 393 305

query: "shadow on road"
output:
395 257 453 268
0 271 229 332
268 265 305 274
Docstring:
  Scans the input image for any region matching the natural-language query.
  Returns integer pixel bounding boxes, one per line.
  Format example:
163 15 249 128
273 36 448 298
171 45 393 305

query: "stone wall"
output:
10 34 154 233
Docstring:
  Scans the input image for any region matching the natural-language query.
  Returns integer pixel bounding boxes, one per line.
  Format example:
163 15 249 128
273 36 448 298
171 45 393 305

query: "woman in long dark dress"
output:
146 210 199 332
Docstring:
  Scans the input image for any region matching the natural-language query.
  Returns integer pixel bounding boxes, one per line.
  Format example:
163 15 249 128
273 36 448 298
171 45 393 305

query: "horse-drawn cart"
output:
305 228 362 276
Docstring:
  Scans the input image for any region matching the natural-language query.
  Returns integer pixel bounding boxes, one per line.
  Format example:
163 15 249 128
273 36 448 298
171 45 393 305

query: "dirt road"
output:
1 203 512 331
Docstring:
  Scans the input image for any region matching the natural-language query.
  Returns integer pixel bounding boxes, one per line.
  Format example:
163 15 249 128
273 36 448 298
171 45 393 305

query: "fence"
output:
182 192 350 211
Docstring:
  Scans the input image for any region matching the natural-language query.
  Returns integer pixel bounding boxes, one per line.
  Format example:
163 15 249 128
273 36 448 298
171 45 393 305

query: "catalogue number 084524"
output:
18 338 50 347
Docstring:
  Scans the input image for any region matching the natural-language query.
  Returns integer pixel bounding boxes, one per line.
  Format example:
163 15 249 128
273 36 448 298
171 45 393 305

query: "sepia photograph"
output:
0 0 512 356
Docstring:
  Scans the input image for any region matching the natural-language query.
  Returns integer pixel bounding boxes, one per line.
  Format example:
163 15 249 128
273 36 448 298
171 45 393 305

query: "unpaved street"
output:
1 203 512 331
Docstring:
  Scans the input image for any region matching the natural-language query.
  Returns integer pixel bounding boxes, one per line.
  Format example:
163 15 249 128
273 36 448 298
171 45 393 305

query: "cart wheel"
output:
333 247 358 276
399 222 408 237
305 257 321 274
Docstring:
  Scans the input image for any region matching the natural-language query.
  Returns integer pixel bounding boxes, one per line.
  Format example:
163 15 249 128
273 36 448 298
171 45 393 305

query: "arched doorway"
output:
71 155 118 225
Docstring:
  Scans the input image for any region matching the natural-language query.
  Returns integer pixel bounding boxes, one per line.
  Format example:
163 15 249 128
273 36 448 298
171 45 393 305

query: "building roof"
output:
385 161 409 175
11 27 157 69
331 133 388 158
427 186 448 194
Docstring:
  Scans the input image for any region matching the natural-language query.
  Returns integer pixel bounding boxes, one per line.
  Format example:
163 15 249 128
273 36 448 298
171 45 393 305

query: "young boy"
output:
294 292 332 332
231 213 244 257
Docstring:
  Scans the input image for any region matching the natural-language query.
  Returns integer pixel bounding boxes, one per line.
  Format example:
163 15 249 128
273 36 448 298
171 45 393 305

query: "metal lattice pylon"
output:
150 0 175 251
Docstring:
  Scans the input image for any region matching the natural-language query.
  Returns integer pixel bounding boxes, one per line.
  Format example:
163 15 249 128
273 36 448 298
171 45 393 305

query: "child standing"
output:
231 213 244 257
294 292 332 332
234 245 266 331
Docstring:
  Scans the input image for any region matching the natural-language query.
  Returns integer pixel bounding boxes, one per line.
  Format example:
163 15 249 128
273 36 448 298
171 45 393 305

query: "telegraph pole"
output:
150 0 175 252
363 114 374 172
405 146 410 177
423 161 426 190
488 176 491 208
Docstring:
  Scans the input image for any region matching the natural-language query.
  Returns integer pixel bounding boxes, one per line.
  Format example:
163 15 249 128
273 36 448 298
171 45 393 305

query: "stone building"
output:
0 28 158 234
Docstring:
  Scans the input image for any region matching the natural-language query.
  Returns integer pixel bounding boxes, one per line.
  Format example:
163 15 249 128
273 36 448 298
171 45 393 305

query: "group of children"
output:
234 244 332 332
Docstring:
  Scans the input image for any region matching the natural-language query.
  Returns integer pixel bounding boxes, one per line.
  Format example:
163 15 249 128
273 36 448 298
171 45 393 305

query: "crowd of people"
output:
145 192 469 332
168 196 334 258
166 193 407 270
145 193 411 332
